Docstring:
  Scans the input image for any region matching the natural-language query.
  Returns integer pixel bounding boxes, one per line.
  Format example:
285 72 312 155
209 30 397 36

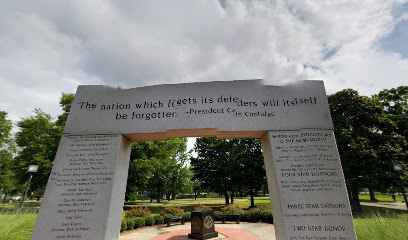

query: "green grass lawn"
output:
354 206 408 240
360 205 408 219
0 209 38 240
354 217 408 240
0 201 41 210
359 194 405 202
354 212 408 240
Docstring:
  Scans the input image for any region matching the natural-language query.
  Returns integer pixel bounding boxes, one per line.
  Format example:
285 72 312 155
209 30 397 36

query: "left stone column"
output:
31 134 131 240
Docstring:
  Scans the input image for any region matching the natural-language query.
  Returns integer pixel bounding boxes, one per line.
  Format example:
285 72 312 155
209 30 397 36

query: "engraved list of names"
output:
266 130 357 240
32 135 123 240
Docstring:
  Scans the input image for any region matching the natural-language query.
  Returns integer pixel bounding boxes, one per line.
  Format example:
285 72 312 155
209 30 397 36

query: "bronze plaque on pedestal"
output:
188 210 218 239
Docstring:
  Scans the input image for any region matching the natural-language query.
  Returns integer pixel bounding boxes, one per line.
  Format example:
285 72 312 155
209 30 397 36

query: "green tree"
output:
166 163 193 200
191 137 266 206
14 109 62 194
126 138 190 203
13 92 75 196
191 179 202 200
191 137 232 205
0 110 22 202
372 86 408 195
56 93 75 127
0 110 12 147
328 89 407 212
229 139 266 208
372 86 408 140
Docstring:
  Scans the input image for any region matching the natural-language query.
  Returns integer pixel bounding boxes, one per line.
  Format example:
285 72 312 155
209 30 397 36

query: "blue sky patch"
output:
380 7 408 59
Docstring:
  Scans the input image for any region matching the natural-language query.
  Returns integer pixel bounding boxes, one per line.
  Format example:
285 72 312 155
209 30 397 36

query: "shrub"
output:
194 204 212 211
213 211 222 221
242 209 273 223
127 192 137 202
134 217 145 229
120 218 127 232
160 206 184 216
252 209 264 222
154 215 164 225
260 210 273 223
125 207 151 218
183 212 191 221
144 216 155 226
163 214 173 219
126 218 135 230
242 210 255 222
254 203 271 210
221 204 245 215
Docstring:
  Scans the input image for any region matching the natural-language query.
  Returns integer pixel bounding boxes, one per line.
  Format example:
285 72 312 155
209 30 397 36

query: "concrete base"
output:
188 232 218 240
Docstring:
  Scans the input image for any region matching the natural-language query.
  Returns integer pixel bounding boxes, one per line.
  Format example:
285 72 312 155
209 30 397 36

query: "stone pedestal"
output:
261 130 357 240
31 134 131 240
188 211 218 240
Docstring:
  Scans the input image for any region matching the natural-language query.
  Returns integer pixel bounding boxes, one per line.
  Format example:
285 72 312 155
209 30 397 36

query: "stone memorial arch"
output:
32 80 357 240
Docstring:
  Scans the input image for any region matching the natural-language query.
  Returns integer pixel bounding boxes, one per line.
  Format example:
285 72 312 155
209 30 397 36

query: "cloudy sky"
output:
1 0 407 126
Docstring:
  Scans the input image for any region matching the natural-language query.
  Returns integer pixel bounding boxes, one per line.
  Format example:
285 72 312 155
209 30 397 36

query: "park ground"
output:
1 195 408 240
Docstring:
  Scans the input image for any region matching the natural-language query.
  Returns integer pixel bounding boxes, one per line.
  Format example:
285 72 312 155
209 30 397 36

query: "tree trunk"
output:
347 186 353 203
368 187 377 202
194 191 197 200
157 181 162 203
250 184 255 208
2 192 8 203
224 189 229 205
350 181 361 213
231 193 234 204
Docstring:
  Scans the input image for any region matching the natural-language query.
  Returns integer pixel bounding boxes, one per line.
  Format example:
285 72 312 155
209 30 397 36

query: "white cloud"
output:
0 0 407 124
322 51 408 95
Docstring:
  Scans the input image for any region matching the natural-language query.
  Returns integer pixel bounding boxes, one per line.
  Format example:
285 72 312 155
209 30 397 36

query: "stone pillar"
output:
188 210 218 240
261 130 357 240
31 134 131 240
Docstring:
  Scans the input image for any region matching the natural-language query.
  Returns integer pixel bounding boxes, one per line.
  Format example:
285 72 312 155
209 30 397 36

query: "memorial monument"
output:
188 210 218 239
31 80 357 240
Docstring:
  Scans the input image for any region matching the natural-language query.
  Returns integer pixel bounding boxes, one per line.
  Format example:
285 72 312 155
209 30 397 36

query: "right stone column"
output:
261 129 357 240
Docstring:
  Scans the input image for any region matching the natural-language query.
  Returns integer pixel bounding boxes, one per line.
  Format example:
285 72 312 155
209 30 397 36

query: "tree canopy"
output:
11 93 76 195
0 110 12 147
56 93 75 127
328 89 407 212
228 138 266 207
191 137 232 205
373 86 408 141
14 109 62 195
191 137 266 206
0 110 21 202
126 138 191 202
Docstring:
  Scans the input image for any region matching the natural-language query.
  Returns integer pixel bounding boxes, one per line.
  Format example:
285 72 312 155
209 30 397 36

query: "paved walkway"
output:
360 201 408 211
120 222 275 240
